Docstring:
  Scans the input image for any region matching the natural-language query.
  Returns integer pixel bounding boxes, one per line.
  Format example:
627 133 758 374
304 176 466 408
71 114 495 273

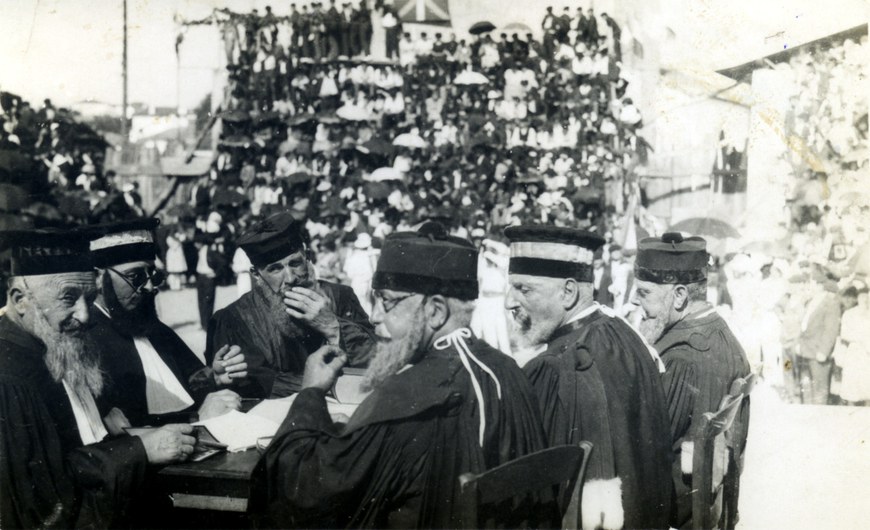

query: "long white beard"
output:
31 307 104 397
361 307 425 392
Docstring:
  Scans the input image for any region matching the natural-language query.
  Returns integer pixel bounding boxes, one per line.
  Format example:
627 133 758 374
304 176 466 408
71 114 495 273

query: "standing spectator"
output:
837 285 870 405
797 264 842 404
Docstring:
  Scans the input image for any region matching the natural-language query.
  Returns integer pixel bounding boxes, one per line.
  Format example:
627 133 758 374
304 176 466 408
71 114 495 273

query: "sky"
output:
1 0 867 111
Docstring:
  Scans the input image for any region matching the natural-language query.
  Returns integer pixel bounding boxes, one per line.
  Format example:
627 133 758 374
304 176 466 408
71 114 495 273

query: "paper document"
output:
193 410 279 452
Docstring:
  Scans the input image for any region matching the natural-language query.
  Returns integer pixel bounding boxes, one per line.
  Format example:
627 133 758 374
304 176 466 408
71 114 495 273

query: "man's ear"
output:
425 295 449 330
672 284 689 311
8 284 29 317
560 278 580 310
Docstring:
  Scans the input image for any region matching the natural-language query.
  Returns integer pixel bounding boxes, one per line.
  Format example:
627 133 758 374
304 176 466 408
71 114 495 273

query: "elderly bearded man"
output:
250 223 555 528
504 225 672 530
206 212 374 398
88 219 248 432
631 233 749 528
0 229 195 528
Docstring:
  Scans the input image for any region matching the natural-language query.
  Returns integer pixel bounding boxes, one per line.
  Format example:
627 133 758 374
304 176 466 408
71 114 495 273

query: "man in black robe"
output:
504 224 673 530
87 219 248 430
632 233 750 528
0 228 195 528
206 212 374 398
250 222 555 528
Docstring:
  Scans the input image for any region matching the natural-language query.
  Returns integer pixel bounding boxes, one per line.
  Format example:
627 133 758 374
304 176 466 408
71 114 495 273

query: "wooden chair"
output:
458 441 593 529
720 373 756 530
691 393 743 530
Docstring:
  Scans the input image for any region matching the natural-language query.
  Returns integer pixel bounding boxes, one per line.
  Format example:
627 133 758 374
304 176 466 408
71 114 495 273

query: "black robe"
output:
206 281 375 398
91 308 215 427
249 332 556 529
523 307 673 530
655 308 750 528
0 317 148 529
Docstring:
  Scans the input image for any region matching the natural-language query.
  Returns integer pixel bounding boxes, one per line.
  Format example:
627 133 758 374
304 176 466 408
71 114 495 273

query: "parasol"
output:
668 217 741 239
502 22 533 34
392 132 428 149
365 167 402 182
356 138 395 157
469 21 496 35
454 71 490 85
336 106 373 122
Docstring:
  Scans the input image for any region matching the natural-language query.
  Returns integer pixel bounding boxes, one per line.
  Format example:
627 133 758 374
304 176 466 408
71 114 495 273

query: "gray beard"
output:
638 314 669 344
31 307 104 397
256 281 307 337
509 307 559 350
361 307 425 393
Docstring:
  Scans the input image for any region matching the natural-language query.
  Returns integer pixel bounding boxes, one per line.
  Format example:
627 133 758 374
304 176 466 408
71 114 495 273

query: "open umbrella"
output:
364 181 393 199
288 113 317 127
0 183 29 212
454 71 490 85
469 21 496 35
212 188 248 207
22 202 63 222
280 172 316 185
356 138 395 157
166 203 195 218
316 112 342 124
365 167 402 182
503 22 532 34
392 132 428 149
336 105 373 122
668 217 740 239
219 109 251 123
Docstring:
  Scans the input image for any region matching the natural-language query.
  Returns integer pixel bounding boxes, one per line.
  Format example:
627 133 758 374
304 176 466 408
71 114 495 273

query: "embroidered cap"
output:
504 224 604 282
88 218 159 267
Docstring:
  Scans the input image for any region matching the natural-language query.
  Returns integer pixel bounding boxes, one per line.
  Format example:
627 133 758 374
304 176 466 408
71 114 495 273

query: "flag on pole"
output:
396 0 451 24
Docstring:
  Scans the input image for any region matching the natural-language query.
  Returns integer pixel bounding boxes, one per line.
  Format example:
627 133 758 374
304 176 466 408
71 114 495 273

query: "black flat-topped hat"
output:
88 218 160 267
635 232 708 284
237 212 308 268
2 228 93 276
504 224 604 283
373 222 479 300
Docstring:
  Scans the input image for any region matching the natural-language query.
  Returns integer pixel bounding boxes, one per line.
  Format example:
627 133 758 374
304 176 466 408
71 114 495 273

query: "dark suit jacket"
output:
798 289 841 360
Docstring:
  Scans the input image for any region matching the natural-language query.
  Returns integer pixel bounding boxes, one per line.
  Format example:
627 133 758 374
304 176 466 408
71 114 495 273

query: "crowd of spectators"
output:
0 92 144 232
172 5 647 302
719 35 870 406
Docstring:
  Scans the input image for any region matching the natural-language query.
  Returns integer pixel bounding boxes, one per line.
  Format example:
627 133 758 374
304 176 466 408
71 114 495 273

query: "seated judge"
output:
504 225 673 530
88 219 248 431
206 212 375 398
0 229 195 528
249 222 555 528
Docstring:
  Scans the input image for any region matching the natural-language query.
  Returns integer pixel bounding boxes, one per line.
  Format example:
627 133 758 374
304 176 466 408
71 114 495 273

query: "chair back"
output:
691 393 743 530
720 372 756 530
458 442 592 529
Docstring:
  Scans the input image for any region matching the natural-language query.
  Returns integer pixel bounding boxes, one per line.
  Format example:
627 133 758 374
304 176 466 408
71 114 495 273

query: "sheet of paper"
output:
193 410 279 452
247 395 296 425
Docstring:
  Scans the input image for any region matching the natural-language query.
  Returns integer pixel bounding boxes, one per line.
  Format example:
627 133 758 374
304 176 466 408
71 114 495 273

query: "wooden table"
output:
157 448 262 513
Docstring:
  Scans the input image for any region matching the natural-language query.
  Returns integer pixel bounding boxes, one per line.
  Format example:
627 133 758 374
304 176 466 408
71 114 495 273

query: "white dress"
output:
839 304 870 402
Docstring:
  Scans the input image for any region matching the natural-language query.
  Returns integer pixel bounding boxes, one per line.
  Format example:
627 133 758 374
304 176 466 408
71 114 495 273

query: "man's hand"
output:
284 286 341 344
301 345 347 391
137 424 195 465
103 407 131 436
198 389 242 421
212 345 247 386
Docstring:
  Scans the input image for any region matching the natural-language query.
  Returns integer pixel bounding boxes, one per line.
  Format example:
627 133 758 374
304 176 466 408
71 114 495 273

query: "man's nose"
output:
73 296 91 326
504 288 518 310
370 303 384 325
